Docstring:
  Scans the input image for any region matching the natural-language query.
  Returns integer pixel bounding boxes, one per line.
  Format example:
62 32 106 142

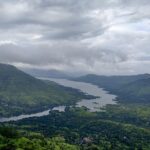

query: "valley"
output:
0 64 150 150
0 64 94 118
1 0 150 149
0 78 116 122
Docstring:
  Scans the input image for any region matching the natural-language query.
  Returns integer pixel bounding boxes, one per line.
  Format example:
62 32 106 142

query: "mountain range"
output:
75 74 150 103
21 68 72 79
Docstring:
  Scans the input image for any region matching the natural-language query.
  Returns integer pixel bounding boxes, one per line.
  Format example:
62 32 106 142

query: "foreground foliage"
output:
0 127 79 150
7 105 150 150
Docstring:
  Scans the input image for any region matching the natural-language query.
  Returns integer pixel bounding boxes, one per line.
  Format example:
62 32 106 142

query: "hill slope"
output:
0 64 89 117
118 78 150 103
75 74 150 90
75 74 150 103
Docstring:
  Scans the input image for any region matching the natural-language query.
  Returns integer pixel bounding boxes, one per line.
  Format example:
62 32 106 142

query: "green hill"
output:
75 74 150 104
118 78 150 103
0 64 89 117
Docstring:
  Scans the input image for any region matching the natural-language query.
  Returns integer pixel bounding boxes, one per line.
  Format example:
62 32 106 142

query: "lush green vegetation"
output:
0 64 150 149
5 106 149 150
0 64 94 117
0 126 79 150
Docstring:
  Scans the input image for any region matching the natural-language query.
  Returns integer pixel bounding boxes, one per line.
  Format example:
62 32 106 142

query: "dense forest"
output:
0 126 79 150
1 105 150 150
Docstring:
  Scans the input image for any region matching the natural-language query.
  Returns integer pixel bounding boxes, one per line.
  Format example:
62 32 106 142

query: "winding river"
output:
0 78 117 122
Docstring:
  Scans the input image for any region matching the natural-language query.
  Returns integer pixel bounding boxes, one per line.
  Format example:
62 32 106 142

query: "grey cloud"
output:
0 41 128 68
0 0 150 75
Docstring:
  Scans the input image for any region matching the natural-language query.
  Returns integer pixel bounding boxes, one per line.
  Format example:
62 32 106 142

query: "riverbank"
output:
0 78 117 123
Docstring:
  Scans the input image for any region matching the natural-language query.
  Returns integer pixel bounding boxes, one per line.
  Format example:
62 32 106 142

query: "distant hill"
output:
75 74 150 103
75 74 150 89
118 78 150 103
0 64 89 117
21 68 72 79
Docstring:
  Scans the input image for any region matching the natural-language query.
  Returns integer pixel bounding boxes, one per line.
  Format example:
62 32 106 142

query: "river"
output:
0 78 117 122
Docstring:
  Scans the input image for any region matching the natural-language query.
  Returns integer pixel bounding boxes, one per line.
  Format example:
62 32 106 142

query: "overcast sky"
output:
0 0 150 75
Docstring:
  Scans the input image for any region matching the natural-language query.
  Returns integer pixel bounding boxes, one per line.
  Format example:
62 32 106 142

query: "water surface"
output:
0 78 117 122
46 78 117 112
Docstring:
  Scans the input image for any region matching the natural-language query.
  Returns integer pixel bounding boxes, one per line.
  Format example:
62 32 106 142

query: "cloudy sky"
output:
0 0 150 75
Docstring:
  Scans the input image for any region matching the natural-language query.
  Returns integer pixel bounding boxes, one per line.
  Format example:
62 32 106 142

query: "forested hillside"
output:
3 106 150 150
0 64 92 117
75 74 150 103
